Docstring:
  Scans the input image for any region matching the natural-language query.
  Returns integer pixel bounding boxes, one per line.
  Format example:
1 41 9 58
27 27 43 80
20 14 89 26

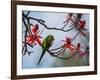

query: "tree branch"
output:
23 12 75 32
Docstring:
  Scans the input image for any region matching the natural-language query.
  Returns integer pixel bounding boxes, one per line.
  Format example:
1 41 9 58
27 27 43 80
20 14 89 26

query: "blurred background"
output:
22 11 89 69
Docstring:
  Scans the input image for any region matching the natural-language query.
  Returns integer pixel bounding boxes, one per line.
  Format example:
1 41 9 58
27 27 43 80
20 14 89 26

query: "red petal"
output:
78 50 86 57
77 43 81 49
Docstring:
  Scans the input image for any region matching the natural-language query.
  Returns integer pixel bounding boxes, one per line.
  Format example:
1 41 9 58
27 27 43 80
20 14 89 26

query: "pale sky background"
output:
22 11 89 69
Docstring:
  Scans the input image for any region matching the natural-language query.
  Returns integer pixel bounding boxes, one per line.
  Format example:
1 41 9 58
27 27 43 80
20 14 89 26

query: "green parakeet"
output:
37 35 55 65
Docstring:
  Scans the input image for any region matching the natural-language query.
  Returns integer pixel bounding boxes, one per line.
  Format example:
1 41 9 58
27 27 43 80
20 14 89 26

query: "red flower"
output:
62 37 76 53
72 16 86 30
31 24 40 34
71 16 87 36
77 43 80 47
26 35 35 45
79 20 86 29
26 34 42 45
26 24 42 45
76 43 86 57
78 20 87 36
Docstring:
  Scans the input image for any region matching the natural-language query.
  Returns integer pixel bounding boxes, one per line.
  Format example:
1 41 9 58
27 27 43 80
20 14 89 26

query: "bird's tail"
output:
37 50 45 65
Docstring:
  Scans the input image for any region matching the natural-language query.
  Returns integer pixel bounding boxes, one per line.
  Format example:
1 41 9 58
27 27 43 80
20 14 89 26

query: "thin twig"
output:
71 31 80 42
26 11 30 16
